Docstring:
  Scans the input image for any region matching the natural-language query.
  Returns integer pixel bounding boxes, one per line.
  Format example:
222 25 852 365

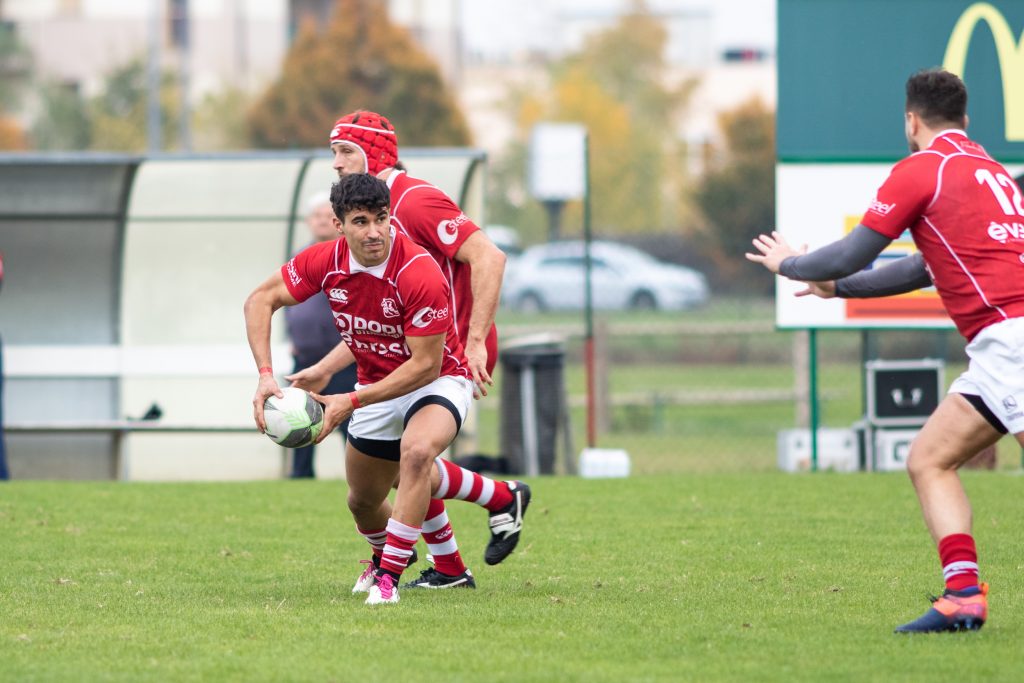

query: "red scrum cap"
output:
329 111 398 176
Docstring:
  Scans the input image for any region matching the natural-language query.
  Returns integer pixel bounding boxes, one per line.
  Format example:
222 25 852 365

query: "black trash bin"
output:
499 340 566 475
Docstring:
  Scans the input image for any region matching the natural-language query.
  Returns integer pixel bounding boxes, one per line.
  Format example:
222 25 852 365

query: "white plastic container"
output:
777 428 859 472
579 448 631 478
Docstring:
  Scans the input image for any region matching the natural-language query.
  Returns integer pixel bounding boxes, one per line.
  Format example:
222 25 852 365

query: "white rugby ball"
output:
263 387 324 448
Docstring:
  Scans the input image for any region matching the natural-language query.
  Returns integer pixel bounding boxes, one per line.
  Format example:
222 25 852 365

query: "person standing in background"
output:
282 192 358 478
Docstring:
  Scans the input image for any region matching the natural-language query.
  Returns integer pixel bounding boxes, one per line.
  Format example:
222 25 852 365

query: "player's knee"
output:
399 442 437 478
346 488 379 516
905 447 927 482
905 439 956 480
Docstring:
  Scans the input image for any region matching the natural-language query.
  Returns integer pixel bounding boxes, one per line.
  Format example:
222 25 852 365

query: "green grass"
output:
470 360 1024 472
3 474 1024 682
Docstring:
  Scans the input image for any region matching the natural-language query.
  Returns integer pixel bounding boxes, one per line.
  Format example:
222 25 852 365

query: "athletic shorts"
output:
949 317 1024 435
347 375 475 461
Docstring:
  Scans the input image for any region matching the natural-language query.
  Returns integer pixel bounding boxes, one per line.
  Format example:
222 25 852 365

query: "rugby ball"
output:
263 387 324 448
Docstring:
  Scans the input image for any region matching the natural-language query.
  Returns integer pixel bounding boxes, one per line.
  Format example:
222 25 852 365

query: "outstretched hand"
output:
745 231 806 274
794 281 837 299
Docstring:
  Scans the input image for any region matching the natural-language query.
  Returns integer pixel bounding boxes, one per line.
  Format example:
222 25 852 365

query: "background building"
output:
0 0 775 159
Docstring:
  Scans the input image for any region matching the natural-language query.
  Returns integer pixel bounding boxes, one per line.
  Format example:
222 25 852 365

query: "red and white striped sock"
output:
938 533 980 591
422 498 466 576
357 525 387 561
433 457 513 512
379 518 420 579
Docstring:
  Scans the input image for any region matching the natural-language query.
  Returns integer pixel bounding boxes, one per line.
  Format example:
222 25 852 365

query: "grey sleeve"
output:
777 225 893 281
834 252 932 298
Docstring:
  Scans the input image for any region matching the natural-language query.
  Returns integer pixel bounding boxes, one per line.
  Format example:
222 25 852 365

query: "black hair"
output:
905 68 967 128
329 173 390 221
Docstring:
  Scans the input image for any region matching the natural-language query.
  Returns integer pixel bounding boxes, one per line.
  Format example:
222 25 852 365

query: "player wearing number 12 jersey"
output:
747 69 1024 633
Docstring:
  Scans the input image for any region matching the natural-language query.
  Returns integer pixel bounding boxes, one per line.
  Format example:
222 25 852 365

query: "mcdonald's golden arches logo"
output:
943 2 1024 142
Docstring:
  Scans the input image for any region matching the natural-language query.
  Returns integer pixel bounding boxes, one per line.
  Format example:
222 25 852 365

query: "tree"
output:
30 63 250 153
27 59 182 152
0 21 32 150
693 97 776 294
0 23 31 111
0 117 27 150
192 87 253 151
488 0 696 239
248 0 470 148
30 82 92 151
88 59 180 152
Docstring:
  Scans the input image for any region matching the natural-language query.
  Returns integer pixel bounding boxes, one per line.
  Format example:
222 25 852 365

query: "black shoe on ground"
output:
485 481 531 565
402 566 476 589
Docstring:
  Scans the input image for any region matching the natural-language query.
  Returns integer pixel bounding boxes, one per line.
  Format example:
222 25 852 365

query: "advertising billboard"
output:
777 1 1024 329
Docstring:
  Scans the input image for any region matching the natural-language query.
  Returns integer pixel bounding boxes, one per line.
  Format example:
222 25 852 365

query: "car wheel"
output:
517 291 546 313
629 290 658 311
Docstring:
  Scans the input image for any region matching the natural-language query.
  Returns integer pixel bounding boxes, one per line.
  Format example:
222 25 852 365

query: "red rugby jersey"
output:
860 130 1024 340
281 230 470 385
386 171 498 368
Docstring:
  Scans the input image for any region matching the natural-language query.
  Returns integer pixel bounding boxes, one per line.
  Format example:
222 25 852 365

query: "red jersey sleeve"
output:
281 240 334 303
398 185 480 259
860 155 937 239
397 254 453 337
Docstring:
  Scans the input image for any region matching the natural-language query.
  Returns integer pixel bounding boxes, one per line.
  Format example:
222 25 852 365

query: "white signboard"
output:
774 161 1024 330
529 123 587 201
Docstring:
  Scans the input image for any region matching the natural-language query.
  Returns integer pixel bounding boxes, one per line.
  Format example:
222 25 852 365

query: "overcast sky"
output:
460 0 776 58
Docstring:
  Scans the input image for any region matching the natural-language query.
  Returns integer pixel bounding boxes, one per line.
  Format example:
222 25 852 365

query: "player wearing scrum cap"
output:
290 110 530 592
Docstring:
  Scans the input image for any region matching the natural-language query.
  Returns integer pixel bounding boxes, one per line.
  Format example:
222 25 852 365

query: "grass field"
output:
470 359 1024 473
4 473 1024 682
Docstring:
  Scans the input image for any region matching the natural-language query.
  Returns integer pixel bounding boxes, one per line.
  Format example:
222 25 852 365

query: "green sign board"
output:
779 0 1024 161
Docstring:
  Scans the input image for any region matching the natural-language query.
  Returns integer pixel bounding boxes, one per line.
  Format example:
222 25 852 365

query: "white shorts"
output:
948 317 1024 435
347 375 475 461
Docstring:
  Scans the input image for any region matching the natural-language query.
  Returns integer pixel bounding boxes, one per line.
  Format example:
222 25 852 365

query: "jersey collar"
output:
347 225 397 278
385 169 405 190
932 129 967 143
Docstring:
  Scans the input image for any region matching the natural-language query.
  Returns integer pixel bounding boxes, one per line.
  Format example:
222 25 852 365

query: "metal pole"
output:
177 0 192 151
146 0 163 153
521 365 539 476
809 328 819 471
582 132 596 449
544 200 563 241
234 0 248 84
861 329 870 471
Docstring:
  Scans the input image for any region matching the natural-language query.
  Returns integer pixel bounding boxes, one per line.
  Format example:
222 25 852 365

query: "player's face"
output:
307 203 337 242
339 207 391 266
331 142 367 177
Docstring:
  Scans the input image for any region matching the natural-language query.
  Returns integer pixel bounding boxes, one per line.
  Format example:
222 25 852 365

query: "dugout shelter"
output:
0 148 486 480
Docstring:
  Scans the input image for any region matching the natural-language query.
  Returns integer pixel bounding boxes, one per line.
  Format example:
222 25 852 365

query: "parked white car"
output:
483 224 523 258
502 240 709 312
